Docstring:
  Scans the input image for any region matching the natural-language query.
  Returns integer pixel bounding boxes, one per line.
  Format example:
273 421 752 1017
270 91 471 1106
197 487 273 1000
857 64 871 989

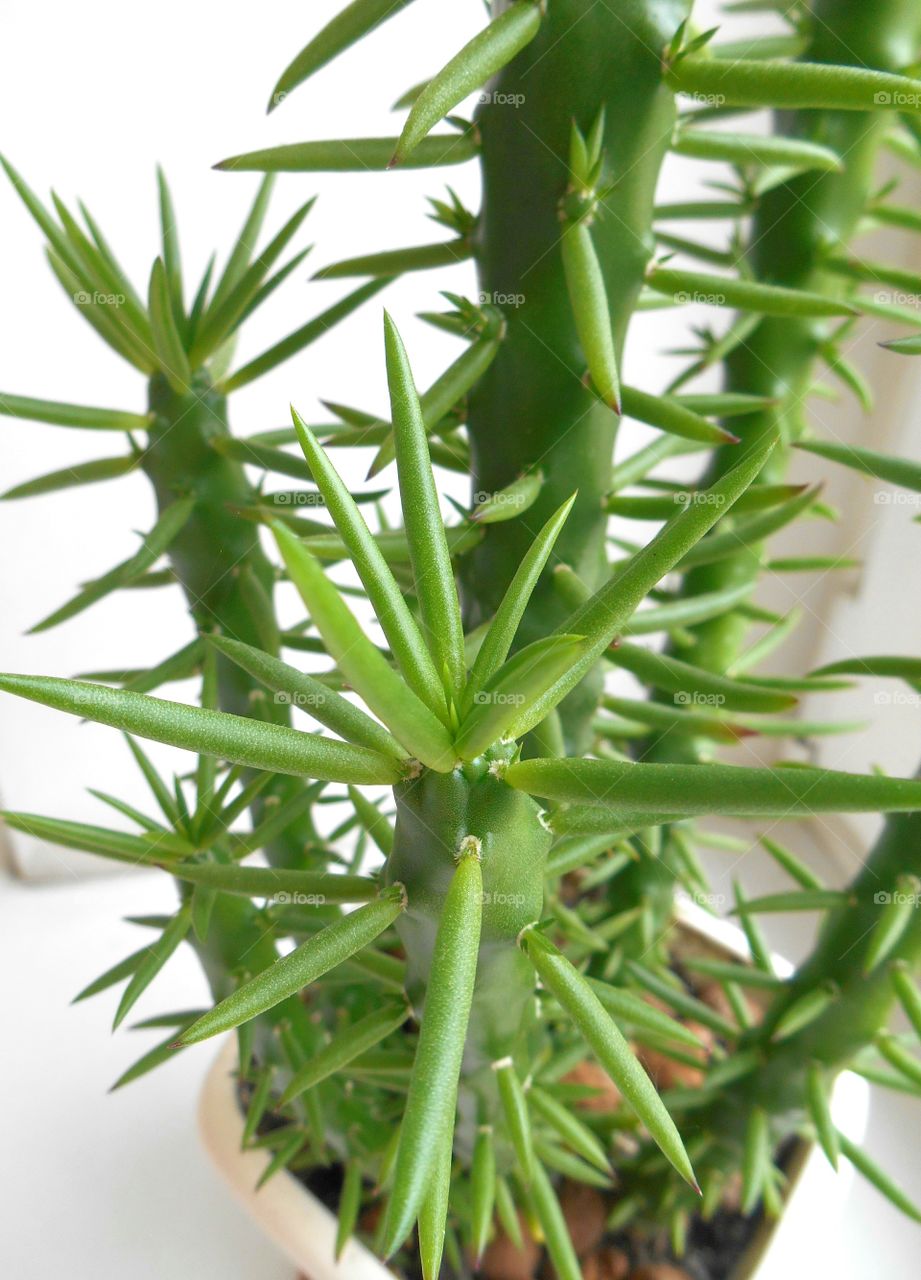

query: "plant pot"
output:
198 900 869 1280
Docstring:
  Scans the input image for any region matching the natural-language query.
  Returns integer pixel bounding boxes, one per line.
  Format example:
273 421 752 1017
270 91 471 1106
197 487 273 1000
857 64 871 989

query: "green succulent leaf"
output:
393 0 542 164
216 133 478 173
178 886 406 1045
383 312 466 698
380 852 482 1257
507 757 921 817
795 438 921 493
281 998 408 1103
291 410 446 714
272 521 456 769
0 393 150 432
524 928 697 1190
269 0 417 109
0 674 403 784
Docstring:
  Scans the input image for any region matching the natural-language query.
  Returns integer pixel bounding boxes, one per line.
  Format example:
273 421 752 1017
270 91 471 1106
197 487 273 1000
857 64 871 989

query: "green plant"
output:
6 1 921 1276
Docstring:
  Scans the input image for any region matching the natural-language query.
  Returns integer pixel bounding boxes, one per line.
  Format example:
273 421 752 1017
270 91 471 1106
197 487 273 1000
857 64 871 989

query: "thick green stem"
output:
675 0 921 675
384 745 549 1157
143 372 319 869
143 373 324 1086
695 803 921 1166
464 0 691 750
617 0 921 946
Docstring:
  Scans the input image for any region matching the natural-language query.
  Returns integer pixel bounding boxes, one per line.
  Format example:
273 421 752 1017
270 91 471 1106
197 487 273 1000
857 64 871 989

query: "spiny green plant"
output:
6 0 921 1276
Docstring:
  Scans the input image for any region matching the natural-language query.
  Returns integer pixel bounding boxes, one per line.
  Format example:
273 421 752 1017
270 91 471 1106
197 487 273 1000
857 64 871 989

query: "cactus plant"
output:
5 0 921 1276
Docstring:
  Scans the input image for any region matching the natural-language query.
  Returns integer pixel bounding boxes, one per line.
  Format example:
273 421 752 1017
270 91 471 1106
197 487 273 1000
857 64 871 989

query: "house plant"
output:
4 0 921 1276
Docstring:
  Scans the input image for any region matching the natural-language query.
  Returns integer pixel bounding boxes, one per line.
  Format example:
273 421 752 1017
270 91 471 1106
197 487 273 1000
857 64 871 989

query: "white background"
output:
2 0 921 1275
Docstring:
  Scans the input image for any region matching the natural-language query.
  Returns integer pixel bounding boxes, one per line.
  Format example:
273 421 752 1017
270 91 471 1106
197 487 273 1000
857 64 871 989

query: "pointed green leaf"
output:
220 277 391 392
44 246 154 371
156 167 184 328
167 861 379 903
456 636 585 760
269 0 416 108
622 961 737 1040
216 133 478 173
507 436 777 735
272 522 456 769
647 266 854 317
672 127 841 172
471 1123 497 1262
838 1131 921 1222
464 495 575 711
524 929 697 1189
621 384 738 445
740 1106 770 1214
0 674 402 785
561 219 621 411
30 496 195 633
528 1085 609 1174
493 1058 534 1183
393 1 541 164
805 1062 840 1170
892 964 921 1042
314 239 471 280
667 54 921 113
347 785 395 857
383 312 465 697
148 258 192 392
418 1119 453 1280
528 1159 582 1280
73 947 147 1003
281 998 407 1103
291 411 446 713
863 877 920 973
507 756 921 818
587 980 708 1047
795 438 921 494
192 199 316 363
0 393 150 432
1 453 138 500
471 470 544 525
1 810 190 867
114 907 192 1029
207 634 405 760
606 641 795 713
178 886 405 1045
335 1160 364 1261
380 853 482 1257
